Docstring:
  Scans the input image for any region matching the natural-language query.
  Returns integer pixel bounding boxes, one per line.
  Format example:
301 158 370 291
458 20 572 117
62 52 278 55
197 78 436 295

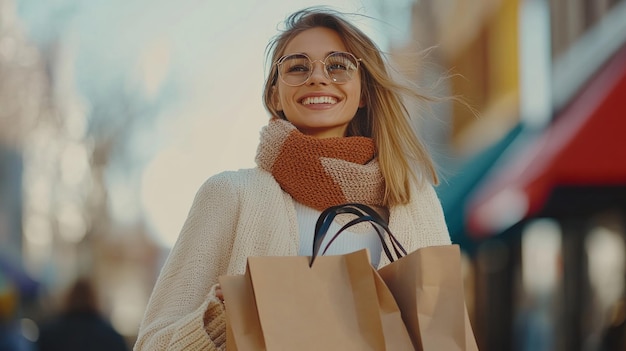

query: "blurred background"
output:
1 0 625 350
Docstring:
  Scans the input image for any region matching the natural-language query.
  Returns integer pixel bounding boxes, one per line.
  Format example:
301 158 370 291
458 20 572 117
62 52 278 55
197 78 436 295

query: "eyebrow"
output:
284 51 343 58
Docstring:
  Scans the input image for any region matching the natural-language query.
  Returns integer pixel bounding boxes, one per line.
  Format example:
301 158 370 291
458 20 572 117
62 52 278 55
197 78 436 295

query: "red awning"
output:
466 44 626 238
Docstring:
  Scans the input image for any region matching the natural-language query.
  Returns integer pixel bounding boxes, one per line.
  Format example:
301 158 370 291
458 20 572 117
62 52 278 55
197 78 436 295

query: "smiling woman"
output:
134 7 452 351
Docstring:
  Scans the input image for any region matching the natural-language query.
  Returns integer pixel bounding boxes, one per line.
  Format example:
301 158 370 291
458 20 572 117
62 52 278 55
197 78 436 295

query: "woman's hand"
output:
216 284 224 303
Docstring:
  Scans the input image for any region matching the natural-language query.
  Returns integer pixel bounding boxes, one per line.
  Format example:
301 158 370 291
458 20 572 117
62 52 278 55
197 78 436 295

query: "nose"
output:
307 60 329 85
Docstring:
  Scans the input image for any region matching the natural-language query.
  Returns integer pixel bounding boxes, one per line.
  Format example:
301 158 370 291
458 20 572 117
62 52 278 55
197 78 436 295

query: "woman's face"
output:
273 27 363 138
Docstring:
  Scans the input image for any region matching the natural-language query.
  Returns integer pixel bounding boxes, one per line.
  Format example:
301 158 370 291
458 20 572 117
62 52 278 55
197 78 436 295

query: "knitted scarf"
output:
255 118 385 211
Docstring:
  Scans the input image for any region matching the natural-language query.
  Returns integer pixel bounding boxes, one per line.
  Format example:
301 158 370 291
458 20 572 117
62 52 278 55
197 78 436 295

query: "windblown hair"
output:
262 7 439 207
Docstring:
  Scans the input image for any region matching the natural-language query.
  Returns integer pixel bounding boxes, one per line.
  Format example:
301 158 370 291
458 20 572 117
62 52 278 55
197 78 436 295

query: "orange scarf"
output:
255 118 385 211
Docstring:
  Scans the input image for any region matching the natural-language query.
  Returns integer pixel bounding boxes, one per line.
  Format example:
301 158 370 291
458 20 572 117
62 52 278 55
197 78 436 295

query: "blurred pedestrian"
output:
36 277 128 351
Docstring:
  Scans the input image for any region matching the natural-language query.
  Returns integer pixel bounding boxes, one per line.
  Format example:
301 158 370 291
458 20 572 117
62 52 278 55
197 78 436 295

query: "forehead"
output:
282 27 348 58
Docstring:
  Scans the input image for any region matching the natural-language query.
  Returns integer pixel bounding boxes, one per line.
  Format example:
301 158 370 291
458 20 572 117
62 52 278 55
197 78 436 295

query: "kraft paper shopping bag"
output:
314 203 479 351
219 250 414 351
219 275 264 351
378 245 479 351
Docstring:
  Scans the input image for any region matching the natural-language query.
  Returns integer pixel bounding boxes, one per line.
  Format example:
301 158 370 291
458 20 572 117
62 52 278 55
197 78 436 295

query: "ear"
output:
359 95 366 108
272 86 282 111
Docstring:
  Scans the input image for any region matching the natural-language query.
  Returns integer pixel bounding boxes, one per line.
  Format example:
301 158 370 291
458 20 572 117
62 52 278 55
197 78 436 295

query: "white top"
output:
295 202 382 267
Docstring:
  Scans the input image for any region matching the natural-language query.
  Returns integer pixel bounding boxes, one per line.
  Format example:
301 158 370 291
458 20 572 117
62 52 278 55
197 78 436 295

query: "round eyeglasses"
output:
275 51 362 86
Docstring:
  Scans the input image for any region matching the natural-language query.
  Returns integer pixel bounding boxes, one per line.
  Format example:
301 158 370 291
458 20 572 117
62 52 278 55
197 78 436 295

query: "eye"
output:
326 54 356 72
279 55 311 75
327 63 348 71
285 63 310 73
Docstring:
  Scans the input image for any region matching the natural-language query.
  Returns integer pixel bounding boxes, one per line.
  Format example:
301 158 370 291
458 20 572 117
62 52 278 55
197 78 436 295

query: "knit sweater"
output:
133 167 451 350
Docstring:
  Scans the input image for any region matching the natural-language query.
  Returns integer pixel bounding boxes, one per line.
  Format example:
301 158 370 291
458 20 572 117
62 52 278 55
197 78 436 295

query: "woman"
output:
134 7 451 350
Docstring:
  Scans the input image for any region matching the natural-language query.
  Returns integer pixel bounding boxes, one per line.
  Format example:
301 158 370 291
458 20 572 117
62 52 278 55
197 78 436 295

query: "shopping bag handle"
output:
310 203 407 267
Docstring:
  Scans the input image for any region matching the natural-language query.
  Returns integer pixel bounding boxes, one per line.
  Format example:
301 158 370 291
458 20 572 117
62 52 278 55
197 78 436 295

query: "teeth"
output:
302 96 337 105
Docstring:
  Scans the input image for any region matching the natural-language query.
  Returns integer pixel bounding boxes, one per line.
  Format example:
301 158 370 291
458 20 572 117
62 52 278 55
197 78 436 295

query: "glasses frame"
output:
274 51 362 87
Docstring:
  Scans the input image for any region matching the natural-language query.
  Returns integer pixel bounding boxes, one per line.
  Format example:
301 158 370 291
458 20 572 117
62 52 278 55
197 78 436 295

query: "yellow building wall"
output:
448 0 521 154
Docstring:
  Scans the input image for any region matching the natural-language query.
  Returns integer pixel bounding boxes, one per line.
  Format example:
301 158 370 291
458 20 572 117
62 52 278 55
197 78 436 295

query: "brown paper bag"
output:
219 249 414 351
313 203 479 351
219 274 264 351
378 244 479 351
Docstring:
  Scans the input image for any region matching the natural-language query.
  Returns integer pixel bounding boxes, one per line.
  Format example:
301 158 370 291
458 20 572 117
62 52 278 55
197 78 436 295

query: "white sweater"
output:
134 167 451 350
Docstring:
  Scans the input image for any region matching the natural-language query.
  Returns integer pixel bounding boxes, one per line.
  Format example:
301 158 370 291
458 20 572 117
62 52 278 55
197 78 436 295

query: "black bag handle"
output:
320 206 406 260
310 203 407 267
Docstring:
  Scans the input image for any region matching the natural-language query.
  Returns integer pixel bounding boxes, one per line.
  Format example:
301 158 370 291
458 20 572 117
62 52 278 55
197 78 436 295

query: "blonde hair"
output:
262 7 439 207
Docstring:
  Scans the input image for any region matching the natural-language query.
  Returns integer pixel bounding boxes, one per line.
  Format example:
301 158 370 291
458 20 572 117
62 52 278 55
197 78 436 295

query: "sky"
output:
15 0 415 247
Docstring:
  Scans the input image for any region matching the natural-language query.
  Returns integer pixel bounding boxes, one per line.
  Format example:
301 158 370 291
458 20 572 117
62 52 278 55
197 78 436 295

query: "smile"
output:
301 96 338 105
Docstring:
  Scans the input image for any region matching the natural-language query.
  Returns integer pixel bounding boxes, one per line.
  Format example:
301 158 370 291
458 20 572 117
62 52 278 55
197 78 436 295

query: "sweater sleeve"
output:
134 173 239 351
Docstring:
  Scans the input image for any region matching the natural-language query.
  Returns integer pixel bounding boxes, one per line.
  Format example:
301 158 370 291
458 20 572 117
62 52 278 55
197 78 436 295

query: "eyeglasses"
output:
275 51 362 86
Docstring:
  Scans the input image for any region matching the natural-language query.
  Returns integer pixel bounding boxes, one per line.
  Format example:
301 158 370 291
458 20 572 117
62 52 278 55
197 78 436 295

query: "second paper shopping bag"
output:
378 245 479 351
314 203 479 351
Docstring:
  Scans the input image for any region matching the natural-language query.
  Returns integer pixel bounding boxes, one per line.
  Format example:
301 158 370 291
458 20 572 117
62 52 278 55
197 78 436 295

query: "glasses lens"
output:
278 54 311 86
325 52 358 83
